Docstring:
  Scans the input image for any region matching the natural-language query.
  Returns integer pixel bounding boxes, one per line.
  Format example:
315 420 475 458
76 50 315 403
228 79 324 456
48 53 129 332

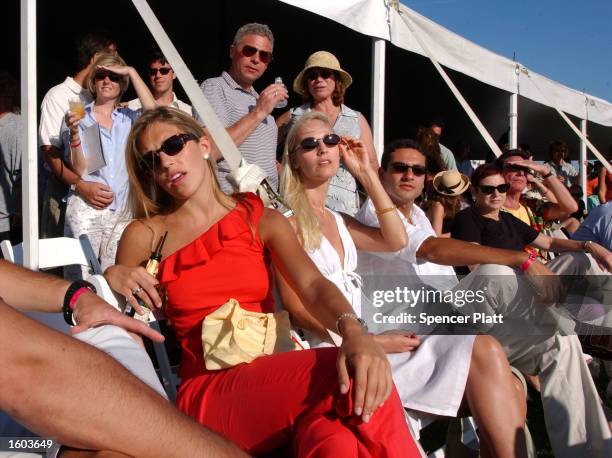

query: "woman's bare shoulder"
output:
120 216 166 259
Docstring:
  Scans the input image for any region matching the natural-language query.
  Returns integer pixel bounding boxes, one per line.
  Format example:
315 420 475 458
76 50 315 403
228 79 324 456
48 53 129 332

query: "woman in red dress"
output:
105 107 420 457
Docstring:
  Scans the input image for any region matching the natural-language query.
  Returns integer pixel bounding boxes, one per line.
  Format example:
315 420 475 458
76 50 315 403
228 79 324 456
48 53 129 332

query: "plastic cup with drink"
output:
69 99 86 120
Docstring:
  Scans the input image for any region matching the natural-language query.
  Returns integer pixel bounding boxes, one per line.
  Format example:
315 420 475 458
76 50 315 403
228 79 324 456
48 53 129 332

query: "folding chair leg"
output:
149 321 178 402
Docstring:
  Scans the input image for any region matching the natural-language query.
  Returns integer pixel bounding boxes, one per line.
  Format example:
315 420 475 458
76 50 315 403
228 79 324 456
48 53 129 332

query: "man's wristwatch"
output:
541 170 553 179
62 280 97 326
582 240 594 253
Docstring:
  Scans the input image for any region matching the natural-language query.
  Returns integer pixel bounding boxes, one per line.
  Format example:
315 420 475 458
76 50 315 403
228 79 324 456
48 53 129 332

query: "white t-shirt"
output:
39 77 92 149
127 92 194 116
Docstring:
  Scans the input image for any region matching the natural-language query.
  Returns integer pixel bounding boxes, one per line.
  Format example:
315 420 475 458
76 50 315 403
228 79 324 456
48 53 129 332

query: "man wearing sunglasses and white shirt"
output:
355 139 612 458
199 23 288 193
127 51 193 116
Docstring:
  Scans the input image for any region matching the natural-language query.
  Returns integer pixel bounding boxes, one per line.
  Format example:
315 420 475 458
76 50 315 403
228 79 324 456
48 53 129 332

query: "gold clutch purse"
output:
202 298 302 370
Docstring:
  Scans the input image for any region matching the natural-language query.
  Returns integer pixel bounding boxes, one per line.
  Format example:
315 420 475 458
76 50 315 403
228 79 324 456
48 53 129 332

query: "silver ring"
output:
132 286 143 296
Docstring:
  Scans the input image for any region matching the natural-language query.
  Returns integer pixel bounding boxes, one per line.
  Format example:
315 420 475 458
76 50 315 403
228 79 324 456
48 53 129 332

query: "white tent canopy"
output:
281 0 612 128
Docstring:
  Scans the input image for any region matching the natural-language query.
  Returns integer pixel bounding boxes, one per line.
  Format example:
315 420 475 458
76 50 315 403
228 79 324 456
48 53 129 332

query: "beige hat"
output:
293 51 353 96
432 170 470 196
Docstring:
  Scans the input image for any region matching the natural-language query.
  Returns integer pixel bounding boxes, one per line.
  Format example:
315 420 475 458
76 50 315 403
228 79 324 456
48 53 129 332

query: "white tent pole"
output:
509 93 518 149
579 119 587 206
20 0 39 270
401 14 503 158
524 71 612 174
371 38 386 162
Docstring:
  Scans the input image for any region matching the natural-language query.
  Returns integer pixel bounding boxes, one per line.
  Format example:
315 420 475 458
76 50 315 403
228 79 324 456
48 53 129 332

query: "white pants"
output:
64 194 130 279
458 253 612 458
0 325 165 438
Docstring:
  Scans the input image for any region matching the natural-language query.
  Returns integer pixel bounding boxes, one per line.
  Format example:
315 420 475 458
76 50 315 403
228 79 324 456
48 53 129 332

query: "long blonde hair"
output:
125 107 231 219
279 111 334 251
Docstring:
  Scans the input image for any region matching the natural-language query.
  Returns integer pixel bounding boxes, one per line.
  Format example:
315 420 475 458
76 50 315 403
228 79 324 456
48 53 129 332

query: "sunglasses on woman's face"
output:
479 184 510 195
240 45 273 64
94 71 121 83
137 133 199 171
148 67 172 76
306 68 334 81
389 162 427 176
297 133 341 151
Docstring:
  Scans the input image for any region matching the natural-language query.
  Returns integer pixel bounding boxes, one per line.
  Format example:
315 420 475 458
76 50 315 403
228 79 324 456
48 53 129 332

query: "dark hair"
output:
494 148 530 168
300 70 346 107
519 143 531 155
422 193 462 220
429 119 445 129
548 140 568 158
416 127 445 174
471 163 504 188
148 50 169 66
380 139 425 170
75 30 116 72
0 72 19 113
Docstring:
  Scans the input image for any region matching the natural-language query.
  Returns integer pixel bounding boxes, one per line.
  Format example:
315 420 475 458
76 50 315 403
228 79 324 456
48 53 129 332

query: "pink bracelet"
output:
520 252 537 272
68 287 90 310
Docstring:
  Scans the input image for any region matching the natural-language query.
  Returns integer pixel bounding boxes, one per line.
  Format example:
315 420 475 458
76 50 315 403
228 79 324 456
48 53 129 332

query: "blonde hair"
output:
86 52 129 100
279 111 333 251
125 107 231 219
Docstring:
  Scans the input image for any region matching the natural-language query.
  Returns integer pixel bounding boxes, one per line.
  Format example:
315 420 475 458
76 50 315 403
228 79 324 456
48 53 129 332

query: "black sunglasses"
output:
306 68 334 81
94 71 121 83
389 162 427 176
149 67 172 76
479 184 510 194
240 45 273 64
138 133 199 171
503 163 527 173
297 134 341 151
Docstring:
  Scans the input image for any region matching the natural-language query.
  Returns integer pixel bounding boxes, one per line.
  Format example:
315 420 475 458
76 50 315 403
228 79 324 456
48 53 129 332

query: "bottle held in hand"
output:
274 76 287 109
125 231 168 318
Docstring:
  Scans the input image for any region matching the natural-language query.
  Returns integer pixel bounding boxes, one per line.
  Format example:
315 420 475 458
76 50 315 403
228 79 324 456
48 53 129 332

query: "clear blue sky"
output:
403 0 612 102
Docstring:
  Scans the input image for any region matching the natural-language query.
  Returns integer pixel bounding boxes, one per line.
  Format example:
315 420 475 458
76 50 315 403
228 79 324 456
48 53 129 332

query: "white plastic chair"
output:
0 236 179 401
1 235 103 274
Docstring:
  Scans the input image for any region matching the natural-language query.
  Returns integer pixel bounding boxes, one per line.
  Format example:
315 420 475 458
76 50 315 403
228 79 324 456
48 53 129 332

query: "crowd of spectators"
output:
1 21 612 457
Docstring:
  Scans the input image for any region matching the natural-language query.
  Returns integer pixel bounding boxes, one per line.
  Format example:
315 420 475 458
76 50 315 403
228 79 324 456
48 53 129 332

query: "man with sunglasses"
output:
199 23 287 193
39 31 117 239
127 51 193 116
356 139 612 458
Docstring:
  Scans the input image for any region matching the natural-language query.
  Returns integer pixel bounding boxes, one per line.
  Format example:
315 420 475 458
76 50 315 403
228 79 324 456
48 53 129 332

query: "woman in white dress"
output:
277 112 527 458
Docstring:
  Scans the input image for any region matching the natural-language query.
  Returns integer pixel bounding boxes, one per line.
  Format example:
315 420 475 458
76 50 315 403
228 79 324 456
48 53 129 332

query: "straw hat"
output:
293 51 353 96
432 170 470 196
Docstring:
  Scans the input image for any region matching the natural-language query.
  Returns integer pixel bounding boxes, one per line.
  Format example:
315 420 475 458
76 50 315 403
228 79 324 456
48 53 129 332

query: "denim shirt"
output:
62 102 139 212
288 104 361 215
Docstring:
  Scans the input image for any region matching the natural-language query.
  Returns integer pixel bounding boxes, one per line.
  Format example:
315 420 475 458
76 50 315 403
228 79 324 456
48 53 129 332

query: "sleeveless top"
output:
157 193 275 380
286 104 361 215
303 210 362 346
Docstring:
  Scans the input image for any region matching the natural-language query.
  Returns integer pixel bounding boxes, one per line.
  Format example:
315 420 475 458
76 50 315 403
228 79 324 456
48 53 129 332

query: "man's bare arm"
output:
41 145 81 186
416 237 528 267
0 304 246 457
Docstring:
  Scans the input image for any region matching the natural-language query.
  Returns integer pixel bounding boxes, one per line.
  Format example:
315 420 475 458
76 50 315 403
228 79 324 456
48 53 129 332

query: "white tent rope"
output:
523 70 612 174
400 12 503 158
130 0 243 172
